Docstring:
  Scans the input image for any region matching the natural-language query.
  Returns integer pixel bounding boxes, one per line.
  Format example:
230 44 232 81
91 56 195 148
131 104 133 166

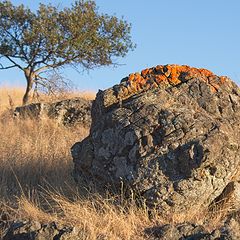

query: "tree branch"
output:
32 51 53 70
4 28 30 62
34 65 51 74
36 54 81 73
34 75 55 95
4 55 24 70
34 61 65 74
28 37 44 67
0 63 18 70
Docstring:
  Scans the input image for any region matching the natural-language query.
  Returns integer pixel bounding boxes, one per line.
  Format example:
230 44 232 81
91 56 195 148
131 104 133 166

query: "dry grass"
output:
0 87 95 110
0 88 154 239
0 116 155 239
14 193 154 240
0 87 237 239
0 118 88 198
0 88 92 199
0 87 25 110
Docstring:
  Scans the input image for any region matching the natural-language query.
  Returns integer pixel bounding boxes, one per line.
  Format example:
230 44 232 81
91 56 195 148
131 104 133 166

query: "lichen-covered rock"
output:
72 64 240 213
14 98 92 127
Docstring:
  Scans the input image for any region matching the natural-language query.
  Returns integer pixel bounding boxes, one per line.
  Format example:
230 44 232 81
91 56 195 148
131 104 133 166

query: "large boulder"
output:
72 64 240 213
14 98 92 127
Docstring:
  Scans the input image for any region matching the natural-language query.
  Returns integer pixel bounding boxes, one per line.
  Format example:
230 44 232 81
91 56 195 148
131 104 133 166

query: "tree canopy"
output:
0 0 135 104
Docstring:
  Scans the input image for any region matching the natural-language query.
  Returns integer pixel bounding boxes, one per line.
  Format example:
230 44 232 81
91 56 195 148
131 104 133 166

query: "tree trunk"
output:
22 68 34 105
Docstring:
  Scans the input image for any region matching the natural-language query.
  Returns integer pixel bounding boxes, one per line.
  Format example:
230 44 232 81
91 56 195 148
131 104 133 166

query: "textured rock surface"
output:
144 220 240 240
2 221 81 240
145 223 220 240
14 98 92 127
72 64 240 213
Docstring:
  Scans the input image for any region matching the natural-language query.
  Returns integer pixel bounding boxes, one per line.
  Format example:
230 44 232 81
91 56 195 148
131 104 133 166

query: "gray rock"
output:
72 64 240 213
2 221 81 240
144 223 221 240
220 216 240 240
14 98 92 127
144 213 240 240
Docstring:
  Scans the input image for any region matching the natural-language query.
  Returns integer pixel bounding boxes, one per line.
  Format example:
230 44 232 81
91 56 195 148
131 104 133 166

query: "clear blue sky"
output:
1 0 240 92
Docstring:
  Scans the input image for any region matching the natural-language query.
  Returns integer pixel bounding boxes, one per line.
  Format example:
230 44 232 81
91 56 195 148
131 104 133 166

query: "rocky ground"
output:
2 210 240 239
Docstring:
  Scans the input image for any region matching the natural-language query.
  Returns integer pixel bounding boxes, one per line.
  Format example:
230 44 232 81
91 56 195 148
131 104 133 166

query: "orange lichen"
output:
154 74 168 85
198 68 214 77
128 73 135 82
118 64 227 99
141 68 153 77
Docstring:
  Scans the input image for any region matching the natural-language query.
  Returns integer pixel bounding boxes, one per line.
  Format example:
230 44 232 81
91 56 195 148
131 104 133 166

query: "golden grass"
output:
0 118 88 198
0 87 237 239
0 87 25 110
15 193 154 240
0 87 95 112
0 117 154 239
0 87 154 239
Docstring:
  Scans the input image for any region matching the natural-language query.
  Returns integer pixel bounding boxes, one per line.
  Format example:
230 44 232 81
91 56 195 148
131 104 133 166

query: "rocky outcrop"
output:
72 64 240 214
14 98 92 127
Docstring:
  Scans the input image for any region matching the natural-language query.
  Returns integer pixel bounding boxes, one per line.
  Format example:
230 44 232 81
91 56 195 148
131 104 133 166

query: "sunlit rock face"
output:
72 64 240 213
